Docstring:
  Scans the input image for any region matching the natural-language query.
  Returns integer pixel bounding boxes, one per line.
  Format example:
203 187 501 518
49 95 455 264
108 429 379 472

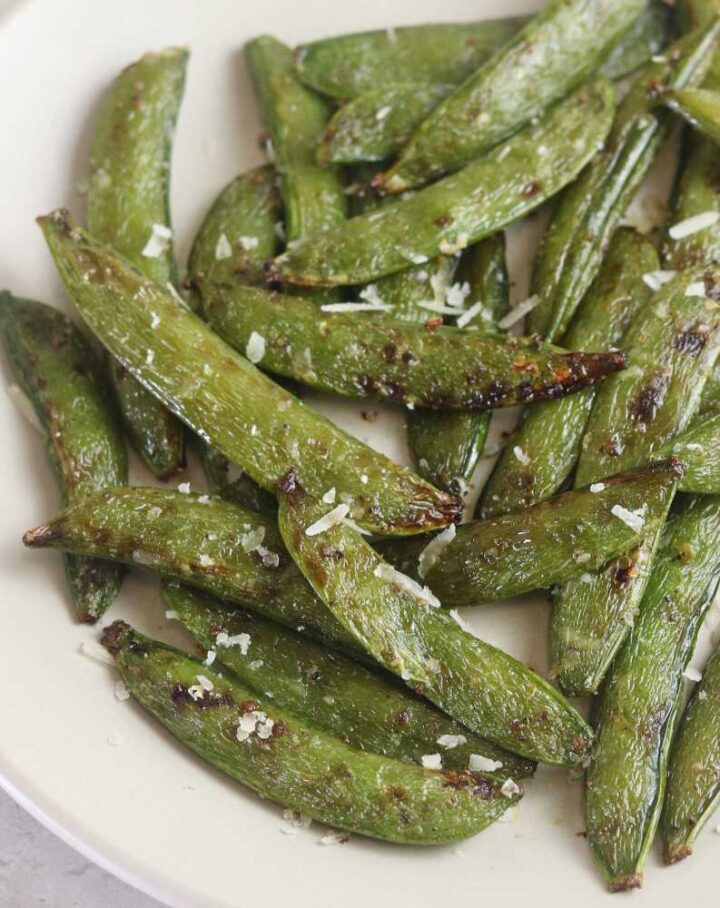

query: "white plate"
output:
0 0 718 905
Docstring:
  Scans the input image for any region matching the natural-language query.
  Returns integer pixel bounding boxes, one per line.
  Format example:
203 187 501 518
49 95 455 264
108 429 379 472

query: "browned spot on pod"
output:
673 321 711 356
630 372 670 422
612 557 639 591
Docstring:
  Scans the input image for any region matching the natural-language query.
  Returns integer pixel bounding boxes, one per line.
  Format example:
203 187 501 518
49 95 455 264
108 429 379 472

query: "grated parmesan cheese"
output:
668 211 720 240
320 300 393 313
305 503 351 536
141 223 172 258
611 503 646 533
373 562 441 609
683 666 703 683
78 640 114 666
114 680 130 701
513 446 531 466
642 270 676 292
322 487 337 504
437 734 467 749
469 754 503 772
498 295 540 330
319 831 349 846
215 233 232 260
421 753 442 769
456 300 488 329
685 282 707 298
240 525 266 553
376 105 392 121
246 331 266 364
501 778 521 798
418 524 456 579
589 482 605 493
239 236 259 251
177 482 191 494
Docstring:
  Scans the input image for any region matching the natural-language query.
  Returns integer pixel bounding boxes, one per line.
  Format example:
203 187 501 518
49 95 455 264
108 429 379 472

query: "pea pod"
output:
662 639 720 863
277 471 592 766
527 24 720 342
664 87 720 143
551 266 720 695
87 47 187 479
164 582 535 779
479 229 658 518
0 293 127 621
374 0 644 193
196 441 277 516
660 412 720 492
202 281 626 411
39 211 460 535
377 461 681 607
585 496 720 891
268 80 616 288
102 621 520 844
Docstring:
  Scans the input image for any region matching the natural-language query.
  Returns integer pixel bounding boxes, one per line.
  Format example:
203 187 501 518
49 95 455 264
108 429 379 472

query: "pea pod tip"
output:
664 843 693 865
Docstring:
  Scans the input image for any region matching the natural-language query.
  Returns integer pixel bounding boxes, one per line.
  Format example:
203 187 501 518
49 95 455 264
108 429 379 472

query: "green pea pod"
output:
479 229 658 518
0 293 127 621
87 48 187 479
377 461 681 606
586 496 720 891
700 360 720 414
551 266 720 695
164 582 536 779
268 80 616 288
665 87 720 144
662 639 720 863
277 471 592 766
202 281 626 411
527 23 720 342
39 211 460 535
660 412 720 492
375 0 644 194
102 621 520 844
196 440 277 516
600 0 675 80
407 234 509 492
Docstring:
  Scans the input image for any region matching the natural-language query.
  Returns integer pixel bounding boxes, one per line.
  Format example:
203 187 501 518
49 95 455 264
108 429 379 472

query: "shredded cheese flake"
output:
320 300 393 313
685 282 707 298
469 754 503 772
322 487 337 504
683 666 703 682
373 562 441 609
437 734 467 749
114 680 130 701
305 503 351 536
498 295 540 329
513 445 531 466
642 270 676 292
611 503 646 533
215 233 232 260
421 753 442 769
668 211 720 239
456 300 488 329
589 482 605 493
418 524 456 579
246 331 266 364
141 223 172 258
501 778 521 798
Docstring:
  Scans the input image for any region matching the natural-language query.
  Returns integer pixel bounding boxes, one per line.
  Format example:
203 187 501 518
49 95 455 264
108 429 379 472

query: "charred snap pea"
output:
102 621 520 844
479 229 658 518
378 462 680 607
585 496 720 892
527 23 720 342
0 293 127 621
87 47 187 479
202 281 626 411
662 638 720 863
165 582 535 778
268 81 616 287
196 441 277 516
277 471 593 766
551 266 720 696
664 87 720 144
40 211 459 535
374 0 644 193
660 412 720 493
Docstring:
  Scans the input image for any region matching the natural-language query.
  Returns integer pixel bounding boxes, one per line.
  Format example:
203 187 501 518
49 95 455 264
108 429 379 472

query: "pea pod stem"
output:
39 210 459 536
102 621 520 844
87 47 187 479
268 81 616 288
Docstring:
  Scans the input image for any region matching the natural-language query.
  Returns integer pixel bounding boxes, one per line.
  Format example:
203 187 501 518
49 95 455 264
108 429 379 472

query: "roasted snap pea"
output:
660 412 720 492
480 229 658 518
0 293 127 621
600 0 674 80
374 0 644 193
102 621 520 844
407 234 509 492
39 211 460 535
164 582 535 778
585 496 720 892
268 81 616 288
662 638 720 863
277 471 593 766
87 48 187 479
378 462 680 607
664 87 720 144
203 280 626 411
527 24 720 342
196 441 277 516
551 266 720 695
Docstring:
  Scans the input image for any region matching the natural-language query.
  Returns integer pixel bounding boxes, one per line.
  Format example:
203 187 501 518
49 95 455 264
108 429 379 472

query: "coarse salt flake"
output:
198 553 214 567
246 331 266 364
698 690 708 701
421 753 442 769
165 609 179 620
445 281 471 309
305 503 351 536
469 754 504 772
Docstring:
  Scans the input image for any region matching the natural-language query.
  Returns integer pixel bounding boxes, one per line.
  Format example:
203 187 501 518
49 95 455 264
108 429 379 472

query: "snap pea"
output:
196 441 277 516
87 47 187 479
268 81 616 288
374 0 644 194
277 471 593 766
699 361 720 414
662 637 720 863
527 23 720 342
203 281 626 411
600 0 674 80
664 87 720 144
377 461 681 606
585 496 720 891
407 234 509 492
164 582 536 779
39 211 460 535
0 293 126 621
102 621 520 844
660 412 720 492
551 266 720 695
479 229 658 518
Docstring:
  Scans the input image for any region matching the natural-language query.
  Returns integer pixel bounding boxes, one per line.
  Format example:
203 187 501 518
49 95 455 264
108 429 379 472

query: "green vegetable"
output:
203 280 626 411
551 266 720 695
660 412 720 492
196 440 277 516
375 0 644 193
479 229 657 518
600 1 674 80
378 461 682 606
87 47 187 479
585 496 720 891
277 470 593 766
662 637 720 863
664 87 720 144
39 211 460 536
102 621 521 844
0 293 127 621
268 80 616 287
527 24 720 342
407 234 509 492
164 581 535 778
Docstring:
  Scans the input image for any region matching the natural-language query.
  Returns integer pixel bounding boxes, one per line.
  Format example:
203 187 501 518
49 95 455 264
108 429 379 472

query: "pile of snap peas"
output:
6 0 720 881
